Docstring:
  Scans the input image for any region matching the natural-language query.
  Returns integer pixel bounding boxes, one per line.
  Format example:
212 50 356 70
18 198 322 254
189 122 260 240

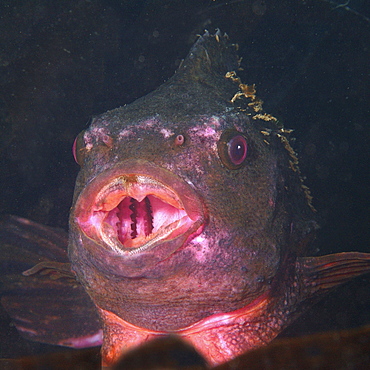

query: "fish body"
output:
67 31 370 366
2 31 370 367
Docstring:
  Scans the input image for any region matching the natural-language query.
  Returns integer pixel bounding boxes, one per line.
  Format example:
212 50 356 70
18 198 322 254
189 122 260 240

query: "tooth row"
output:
129 198 138 239
144 196 154 236
126 196 154 240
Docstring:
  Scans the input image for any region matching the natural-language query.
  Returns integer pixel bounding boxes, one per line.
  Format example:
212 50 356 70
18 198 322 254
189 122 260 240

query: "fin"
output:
0 215 102 348
22 261 75 280
141 30 242 120
180 29 240 81
298 252 370 296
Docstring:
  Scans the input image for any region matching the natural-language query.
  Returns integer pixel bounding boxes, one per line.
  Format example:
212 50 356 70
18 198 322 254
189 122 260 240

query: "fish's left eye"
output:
227 135 247 166
218 131 248 169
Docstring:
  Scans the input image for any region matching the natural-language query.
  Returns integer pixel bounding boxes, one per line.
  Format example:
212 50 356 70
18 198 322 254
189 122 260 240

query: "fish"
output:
1 30 370 368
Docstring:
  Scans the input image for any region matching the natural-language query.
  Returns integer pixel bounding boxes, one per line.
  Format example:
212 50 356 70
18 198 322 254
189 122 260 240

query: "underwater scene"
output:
1 0 370 368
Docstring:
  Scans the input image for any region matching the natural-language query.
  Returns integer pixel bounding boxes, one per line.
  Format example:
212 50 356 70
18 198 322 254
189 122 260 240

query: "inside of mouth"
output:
99 194 188 249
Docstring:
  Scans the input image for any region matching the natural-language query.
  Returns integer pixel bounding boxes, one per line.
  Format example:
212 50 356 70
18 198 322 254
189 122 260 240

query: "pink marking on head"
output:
189 235 210 263
119 129 134 138
160 128 174 138
118 118 164 139
90 127 113 148
189 125 218 138
208 115 222 128
188 116 223 139
84 131 93 150
135 118 158 129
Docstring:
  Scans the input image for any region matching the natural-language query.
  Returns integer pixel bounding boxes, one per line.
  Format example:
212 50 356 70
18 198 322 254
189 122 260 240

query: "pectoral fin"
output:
0 215 102 348
298 252 370 297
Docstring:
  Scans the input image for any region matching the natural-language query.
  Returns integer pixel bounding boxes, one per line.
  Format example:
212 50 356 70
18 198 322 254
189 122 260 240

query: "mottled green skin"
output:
68 32 314 331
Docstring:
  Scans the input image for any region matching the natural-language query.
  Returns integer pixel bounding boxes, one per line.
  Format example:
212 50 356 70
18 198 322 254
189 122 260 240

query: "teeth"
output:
124 196 154 240
129 198 138 239
143 196 154 236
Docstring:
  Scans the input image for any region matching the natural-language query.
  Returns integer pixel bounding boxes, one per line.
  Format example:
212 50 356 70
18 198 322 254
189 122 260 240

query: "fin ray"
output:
299 252 370 293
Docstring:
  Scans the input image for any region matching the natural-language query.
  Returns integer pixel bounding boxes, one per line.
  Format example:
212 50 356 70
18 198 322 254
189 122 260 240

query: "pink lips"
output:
73 160 206 257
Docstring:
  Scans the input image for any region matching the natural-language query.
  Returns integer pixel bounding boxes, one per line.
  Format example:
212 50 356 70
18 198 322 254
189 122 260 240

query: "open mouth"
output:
73 162 205 256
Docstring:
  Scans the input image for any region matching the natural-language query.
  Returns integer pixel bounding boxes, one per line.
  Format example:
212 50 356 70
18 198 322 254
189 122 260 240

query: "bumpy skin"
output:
68 32 319 366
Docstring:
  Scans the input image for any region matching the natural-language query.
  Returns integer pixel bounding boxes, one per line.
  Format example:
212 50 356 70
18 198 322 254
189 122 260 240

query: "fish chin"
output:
73 160 205 260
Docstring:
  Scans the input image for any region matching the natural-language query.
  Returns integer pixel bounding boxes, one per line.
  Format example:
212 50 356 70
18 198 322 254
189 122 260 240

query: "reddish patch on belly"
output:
98 292 275 367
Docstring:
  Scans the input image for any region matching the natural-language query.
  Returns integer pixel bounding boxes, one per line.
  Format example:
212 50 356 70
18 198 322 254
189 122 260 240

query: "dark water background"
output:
0 0 369 362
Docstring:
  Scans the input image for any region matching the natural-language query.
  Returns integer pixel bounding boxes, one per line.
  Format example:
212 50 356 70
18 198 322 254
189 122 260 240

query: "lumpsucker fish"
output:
1 31 370 368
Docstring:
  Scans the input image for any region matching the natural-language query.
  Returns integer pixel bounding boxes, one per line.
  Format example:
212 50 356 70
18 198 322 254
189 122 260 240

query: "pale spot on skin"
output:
162 162 176 173
124 118 158 131
186 127 220 172
118 118 174 140
84 126 114 152
189 125 218 138
189 235 210 263
92 127 111 143
208 115 222 129
160 128 174 138
83 131 93 150
189 230 230 264
118 129 134 139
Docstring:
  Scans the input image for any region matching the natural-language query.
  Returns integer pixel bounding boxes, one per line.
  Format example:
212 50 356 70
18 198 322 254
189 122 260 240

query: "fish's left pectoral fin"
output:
22 260 75 280
298 252 370 297
0 215 102 349
1 281 103 348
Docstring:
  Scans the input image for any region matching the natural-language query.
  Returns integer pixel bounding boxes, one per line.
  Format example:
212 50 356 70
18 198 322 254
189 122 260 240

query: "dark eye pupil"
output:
228 135 247 165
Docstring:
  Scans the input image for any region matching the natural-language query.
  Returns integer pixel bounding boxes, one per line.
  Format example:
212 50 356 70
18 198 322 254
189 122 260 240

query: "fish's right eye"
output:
72 130 86 166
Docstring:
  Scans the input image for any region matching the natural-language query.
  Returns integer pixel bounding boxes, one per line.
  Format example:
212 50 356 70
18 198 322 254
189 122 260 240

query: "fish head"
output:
71 113 285 283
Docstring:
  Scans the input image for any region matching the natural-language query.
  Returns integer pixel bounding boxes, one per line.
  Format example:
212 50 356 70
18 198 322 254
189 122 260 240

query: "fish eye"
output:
218 130 248 169
227 135 247 166
72 130 86 166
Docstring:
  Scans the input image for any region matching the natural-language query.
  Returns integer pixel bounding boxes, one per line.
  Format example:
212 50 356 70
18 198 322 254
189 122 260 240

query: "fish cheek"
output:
224 231 280 293
202 147 281 293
